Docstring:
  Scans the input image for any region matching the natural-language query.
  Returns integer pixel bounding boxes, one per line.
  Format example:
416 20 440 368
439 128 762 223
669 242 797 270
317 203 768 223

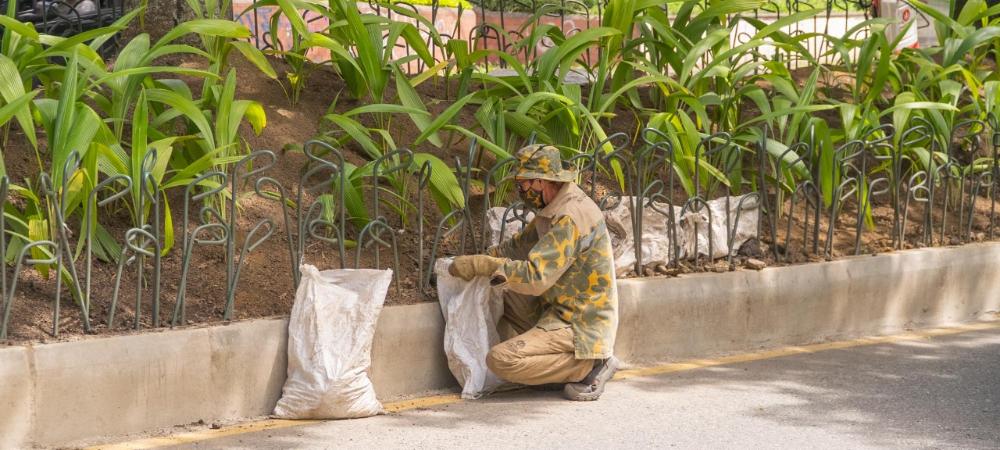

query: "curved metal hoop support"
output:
255 176 297 285
108 155 166 329
371 149 414 266
728 192 761 269
496 201 532 246
300 140 348 273
355 218 401 296
823 176 859 260
0 241 58 339
225 219 275 321
680 196 712 268
965 172 993 242
39 152 89 335
783 181 820 262
426 209 466 296
902 171 931 247
415 161 433 295
853 177 890 255
173 171 227 326
480 156 518 252
84 174 132 321
224 150 278 320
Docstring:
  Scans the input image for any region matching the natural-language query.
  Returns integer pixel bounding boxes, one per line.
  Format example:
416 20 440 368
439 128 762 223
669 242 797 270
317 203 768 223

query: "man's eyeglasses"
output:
515 178 541 191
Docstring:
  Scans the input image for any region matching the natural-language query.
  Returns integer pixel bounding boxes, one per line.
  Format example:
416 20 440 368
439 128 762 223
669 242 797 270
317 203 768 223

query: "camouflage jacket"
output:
490 182 618 359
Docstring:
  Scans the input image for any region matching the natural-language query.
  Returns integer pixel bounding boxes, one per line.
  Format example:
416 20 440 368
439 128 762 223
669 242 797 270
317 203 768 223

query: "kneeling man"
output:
450 144 619 401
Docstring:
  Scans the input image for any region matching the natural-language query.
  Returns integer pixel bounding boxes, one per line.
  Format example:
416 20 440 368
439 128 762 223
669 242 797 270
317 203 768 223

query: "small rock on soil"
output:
737 238 764 258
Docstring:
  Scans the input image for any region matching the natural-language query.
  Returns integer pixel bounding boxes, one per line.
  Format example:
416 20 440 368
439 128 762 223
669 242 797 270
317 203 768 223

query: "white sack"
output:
273 265 392 419
602 197 686 273
681 194 760 260
485 206 535 247
485 194 758 271
435 258 505 399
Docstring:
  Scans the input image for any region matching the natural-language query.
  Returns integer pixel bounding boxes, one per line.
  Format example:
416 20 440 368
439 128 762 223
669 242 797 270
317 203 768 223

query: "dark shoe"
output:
562 356 620 401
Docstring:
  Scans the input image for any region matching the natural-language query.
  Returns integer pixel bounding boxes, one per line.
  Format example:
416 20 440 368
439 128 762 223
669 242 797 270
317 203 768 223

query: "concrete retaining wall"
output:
3 243 1000 448
0 346 32 450
11 320 288 448
0 303 450 449
615 245 1000 363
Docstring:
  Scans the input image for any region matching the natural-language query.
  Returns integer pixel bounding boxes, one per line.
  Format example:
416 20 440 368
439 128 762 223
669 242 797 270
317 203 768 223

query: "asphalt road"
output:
177 327 1000 450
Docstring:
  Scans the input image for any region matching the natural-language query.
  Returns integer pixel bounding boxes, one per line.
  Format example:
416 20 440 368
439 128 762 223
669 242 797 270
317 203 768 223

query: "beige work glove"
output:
449 255 505 281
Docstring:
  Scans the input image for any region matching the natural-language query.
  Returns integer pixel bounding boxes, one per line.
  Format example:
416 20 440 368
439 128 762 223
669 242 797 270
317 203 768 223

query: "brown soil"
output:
1 53 482 342
3 48 600 342
759 188 998 264
3 51 999 343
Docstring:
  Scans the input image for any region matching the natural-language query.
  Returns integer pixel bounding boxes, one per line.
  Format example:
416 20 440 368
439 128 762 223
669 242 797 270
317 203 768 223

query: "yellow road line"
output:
612 320 1000 380
89 320 1000 450
384 393 463 413
89 395 466 450
91 420 322 450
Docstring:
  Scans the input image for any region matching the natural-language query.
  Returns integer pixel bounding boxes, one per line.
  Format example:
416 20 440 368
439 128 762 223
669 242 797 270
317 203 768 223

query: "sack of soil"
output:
485 206 535 248
273 265 391 419
602 196 687 274
681 194 759 260
435 257 505 399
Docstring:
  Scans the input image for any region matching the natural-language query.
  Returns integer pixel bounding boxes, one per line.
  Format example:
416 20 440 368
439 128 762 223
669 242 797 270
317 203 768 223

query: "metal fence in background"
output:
234 0 896 72
0 0 968 340
4 117 1000 339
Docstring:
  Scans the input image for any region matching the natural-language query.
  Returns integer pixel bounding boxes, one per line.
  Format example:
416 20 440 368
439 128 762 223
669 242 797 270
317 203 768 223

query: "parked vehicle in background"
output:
873 0 922 48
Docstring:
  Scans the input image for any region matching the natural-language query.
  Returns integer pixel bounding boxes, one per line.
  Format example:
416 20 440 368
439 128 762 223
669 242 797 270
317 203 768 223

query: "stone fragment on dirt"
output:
745 258 767 270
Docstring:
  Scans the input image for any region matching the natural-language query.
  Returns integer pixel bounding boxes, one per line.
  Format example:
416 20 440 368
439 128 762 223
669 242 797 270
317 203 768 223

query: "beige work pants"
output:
485 291 593 385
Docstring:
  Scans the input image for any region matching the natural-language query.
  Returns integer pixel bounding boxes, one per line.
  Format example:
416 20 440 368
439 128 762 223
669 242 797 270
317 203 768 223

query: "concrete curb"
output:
615 245 1000 363
2 243 1000 448
0 346 32 450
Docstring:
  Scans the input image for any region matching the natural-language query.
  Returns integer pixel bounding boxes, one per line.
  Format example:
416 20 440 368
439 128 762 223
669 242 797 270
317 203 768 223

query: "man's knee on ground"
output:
486 341 532 384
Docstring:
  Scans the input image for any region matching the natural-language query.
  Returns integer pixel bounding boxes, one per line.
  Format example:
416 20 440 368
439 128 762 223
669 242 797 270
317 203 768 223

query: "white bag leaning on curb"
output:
435 258 505 399
273 265 393 419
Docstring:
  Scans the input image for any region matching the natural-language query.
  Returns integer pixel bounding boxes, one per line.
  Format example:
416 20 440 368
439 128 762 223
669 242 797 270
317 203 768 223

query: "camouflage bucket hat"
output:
510 144 577 183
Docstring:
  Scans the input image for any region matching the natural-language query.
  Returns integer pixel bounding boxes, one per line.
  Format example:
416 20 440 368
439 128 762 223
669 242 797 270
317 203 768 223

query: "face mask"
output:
518 185 546 209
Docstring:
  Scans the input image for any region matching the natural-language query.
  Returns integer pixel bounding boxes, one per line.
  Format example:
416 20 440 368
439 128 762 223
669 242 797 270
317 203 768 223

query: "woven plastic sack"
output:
273 265 392 419
484 206 535 248
681 194 760 260
603 196 686 274
435 258 505 399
